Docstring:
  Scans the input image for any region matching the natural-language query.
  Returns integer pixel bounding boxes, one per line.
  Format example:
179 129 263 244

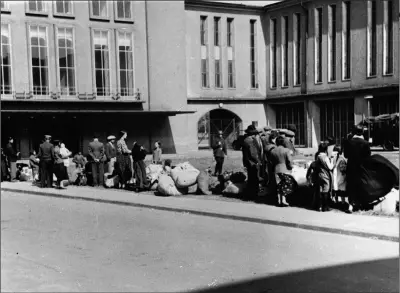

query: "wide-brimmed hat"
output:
264 126 272 131
107 135 116 141
244 125 258 135
279 129 295 137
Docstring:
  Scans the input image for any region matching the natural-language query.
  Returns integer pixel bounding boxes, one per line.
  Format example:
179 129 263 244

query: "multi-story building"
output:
1 0 399 158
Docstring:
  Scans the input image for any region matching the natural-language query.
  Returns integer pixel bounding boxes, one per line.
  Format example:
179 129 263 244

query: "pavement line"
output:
2 187 399 243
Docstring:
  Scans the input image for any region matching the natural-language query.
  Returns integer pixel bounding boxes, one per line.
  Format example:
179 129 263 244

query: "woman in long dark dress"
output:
131 142 149 192
116 131 132 189
1 148 9 182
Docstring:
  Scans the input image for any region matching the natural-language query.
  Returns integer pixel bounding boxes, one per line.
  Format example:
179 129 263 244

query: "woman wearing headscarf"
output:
116 130 132 189
131 142 149 192
53 140 69 188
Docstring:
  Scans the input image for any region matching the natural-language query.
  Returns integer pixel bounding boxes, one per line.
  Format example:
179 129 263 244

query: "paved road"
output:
1 191 398 292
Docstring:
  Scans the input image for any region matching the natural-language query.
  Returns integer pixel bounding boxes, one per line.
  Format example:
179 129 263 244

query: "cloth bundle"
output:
157 175 188 196
170 162 200 188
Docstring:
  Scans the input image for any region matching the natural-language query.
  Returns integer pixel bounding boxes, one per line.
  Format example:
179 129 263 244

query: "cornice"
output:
185 0 264 14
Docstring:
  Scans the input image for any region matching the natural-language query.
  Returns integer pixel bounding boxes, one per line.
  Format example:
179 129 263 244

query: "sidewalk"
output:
2 181 398 242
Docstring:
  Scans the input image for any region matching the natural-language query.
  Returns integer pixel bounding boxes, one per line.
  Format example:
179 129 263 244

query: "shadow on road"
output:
190 257 399 293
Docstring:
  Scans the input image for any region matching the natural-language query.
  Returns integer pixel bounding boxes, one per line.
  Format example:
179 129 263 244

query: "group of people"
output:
1 131 164 192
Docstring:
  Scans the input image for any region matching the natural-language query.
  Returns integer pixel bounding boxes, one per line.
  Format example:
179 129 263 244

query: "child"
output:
316 142 334 212
332 146 352 213
153 141 162 165
306 152 320 209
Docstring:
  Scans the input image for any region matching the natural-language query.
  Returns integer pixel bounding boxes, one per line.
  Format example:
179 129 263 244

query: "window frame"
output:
115 29 136 98
91 28 112 97
250 19 258 89
53 0 74 17
328 4 337 82
270 18 277 89
89 0 110 20
1 22 14 97
281 15 289 88
293 13 301 87
341 1 351 81
1 1 11 12
54 25 77 97
114 1 134 22
366 0 377 78
27 23 51 97
200 16 209 89
227 18 235 89
382 0 393 76
25 0 48 15
314 7 323 84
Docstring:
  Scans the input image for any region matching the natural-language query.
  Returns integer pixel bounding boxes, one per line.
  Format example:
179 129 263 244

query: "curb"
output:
2 187 399 243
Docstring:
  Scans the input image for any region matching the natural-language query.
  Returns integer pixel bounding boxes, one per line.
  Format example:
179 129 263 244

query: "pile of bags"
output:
19 166 33 181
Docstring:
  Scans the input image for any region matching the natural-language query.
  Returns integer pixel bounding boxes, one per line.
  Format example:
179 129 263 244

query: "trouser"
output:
40 160 53 188
107 157 116 174
317 192 330 211
32 168 39 181
91 162 104 186
245 164 259 198
9 162 16 180
214 157 224 175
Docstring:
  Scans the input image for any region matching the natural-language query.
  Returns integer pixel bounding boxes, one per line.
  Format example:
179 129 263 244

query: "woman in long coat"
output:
131 142 149 192
116 131 132 189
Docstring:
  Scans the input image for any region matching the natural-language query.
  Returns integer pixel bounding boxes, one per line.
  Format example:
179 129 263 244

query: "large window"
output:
275 103 306 146
214 17 220 47
29 25 49 95
383 0 393 75
293 13 301 86
92 29 110 96
1 23 12 95
328 5 336 82
27 0 46 13
117 31 134 96
56 27 76 95
270 18 277 88
1 1 10 11
54 1 73 15
214 17 222 88
90 0 108 19
200 16 209 88
281 16 289 87
115 1 132 21
250 19 257 88
314 8 323 83
227 18 235 88
342 1 351 80
367 0 377 77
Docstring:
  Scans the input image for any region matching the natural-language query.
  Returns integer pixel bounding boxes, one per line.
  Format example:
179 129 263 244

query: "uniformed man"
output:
38 135 55 188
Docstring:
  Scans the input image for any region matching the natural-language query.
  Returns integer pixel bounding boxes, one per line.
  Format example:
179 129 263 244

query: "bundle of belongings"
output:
17 163 33 182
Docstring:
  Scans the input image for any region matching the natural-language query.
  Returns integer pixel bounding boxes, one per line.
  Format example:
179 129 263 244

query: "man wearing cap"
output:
242 125 262 199
38 135 55 188
5 137 19 182
105 135 117 174
88 133 106 187
212 130 227 176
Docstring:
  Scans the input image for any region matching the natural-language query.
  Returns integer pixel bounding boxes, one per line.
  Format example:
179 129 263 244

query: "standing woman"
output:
131 142 149 192
116 131 132 189
53 140 69 188
152 141 162 165
316 142 335 212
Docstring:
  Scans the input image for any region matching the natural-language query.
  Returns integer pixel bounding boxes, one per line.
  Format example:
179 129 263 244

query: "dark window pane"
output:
2 45 10 65
117 1 124 18
92 1 99 16
58 37 65 48
59 68 67 87
64 1 71 14
31 37 38 46
66 49 74 67
95 50 102 69
68 69 75 88
37 1 43 11
40 67 48 87
56 0 64 13
31 47 40 66
119 51 126 69
102 51 109 69
124 1 131 18
28 1 36 11
32 67 40 86
59 48 66 67
120 71 127 89
39 47 47 66
96 70 103 90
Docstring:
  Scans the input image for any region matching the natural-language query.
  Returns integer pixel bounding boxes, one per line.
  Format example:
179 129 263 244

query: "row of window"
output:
0 1 133 21
270 0 394 89
200 16 258 90
0 23 135 97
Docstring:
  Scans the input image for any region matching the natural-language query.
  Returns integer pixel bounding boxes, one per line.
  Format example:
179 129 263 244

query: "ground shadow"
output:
190 257 399 293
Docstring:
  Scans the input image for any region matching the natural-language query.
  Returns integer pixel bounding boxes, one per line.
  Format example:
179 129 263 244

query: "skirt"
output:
276 173 297 197
54 163 68 183
116 154 132 183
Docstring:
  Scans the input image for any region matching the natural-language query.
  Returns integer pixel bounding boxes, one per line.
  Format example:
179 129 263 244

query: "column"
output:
305 99 320 148
354 95 369 125
265 104 276 128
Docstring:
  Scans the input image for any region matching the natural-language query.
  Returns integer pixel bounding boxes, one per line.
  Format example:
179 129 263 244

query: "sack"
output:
157 175 188 196
170 162 200 188
197 171 212 195
229 171 246 183
222 181 246 195
373 189 399 214
146 164 164 175
188 184 198 194
105 174 119 188
292 165 308 187
149 180 158 191
75 174 87 186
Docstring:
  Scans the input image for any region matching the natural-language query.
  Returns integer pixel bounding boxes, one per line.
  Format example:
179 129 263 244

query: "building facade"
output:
1 0 399 158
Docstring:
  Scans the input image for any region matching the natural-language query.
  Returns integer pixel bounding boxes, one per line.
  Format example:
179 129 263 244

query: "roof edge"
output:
263 0 311 12
185 0 265 13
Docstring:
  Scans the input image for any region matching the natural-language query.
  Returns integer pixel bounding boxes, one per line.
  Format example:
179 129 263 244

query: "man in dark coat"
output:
212 130 227 176
344 125 371 208
105 135 117 174
88 133 106 187
242 125 262 199
38 135 55 188
5 137 19 181
263 130 279 192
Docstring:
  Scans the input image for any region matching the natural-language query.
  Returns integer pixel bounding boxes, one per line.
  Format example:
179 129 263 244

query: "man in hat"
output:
105 135 117 174
38 135 55 188
5 137 20 182
212 130 227 176
88 133 106 187
279 129 296 155
242 125 262 199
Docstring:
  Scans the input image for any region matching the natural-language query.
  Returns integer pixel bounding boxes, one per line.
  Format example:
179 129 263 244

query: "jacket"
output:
343 136 371 172
105 142 117 161
88 140 105 162
212 138 227 158
269 145 293 175
242 135 262 168
5 143 18 162
73 154 87 167
38 141 55 162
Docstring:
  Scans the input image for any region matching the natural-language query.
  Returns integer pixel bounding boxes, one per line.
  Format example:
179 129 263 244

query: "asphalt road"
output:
1 191 399 293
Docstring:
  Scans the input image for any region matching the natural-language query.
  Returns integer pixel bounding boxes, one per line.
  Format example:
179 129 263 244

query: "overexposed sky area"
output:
212 1 282 7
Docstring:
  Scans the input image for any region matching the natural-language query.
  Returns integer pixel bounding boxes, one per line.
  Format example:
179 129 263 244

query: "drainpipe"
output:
145 0 151 111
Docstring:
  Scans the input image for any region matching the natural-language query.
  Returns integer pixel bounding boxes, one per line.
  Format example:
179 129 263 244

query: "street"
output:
1 191 399 292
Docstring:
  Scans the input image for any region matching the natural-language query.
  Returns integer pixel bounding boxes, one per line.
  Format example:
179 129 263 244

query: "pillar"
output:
354 95 369 125
265 104 277 128
306 99 320 148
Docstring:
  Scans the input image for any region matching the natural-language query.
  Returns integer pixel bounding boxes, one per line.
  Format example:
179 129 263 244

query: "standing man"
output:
242 125 262 199
5 137 20 182
88 133 106 187
38 135 55 188
212 130 227 176
105 135 117 174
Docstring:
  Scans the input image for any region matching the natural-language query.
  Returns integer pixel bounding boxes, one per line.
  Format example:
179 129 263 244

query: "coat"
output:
269 145 293 175
343 136 371 171
242 135 262 168
105 142 117 162
212 137 227 158
5 142 18 162
38 141 55 162
88 140 105 162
